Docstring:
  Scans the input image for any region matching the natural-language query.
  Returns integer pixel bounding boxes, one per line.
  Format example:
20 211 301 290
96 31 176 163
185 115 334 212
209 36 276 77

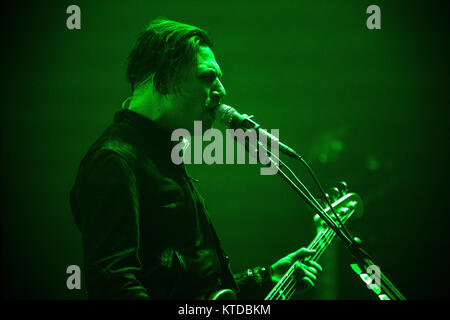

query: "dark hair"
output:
126 18 213 95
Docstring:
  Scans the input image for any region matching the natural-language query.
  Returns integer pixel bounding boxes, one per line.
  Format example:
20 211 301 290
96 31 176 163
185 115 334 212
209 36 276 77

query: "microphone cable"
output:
253 128 354 243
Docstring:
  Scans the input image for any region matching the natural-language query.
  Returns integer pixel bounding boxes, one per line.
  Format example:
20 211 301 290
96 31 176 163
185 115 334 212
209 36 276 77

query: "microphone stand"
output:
255 140 406 300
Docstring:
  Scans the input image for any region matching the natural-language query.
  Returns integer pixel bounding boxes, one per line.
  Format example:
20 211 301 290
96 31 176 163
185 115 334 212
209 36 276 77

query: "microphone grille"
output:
215 104 236 127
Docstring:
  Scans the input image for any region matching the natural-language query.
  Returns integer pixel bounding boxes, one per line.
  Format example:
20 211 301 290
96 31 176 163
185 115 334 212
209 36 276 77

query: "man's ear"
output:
121 96 132 109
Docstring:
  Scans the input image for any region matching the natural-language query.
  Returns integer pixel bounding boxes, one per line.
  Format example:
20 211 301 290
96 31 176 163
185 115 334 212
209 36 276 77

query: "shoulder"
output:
79 120 142 172
73 126 141 191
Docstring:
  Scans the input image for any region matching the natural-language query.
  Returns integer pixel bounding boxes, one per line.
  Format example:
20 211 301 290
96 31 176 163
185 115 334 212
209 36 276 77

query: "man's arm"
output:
71 150 149 299
233 249 322 300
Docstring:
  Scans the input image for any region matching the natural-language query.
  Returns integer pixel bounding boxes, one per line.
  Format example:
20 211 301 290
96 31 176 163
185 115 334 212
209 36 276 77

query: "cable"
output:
294 154 354 241
255 140 342 233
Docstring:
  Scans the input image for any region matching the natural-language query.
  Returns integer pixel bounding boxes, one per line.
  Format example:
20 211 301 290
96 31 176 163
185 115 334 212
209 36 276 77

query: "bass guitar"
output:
207 185 362 300
265 190 362 300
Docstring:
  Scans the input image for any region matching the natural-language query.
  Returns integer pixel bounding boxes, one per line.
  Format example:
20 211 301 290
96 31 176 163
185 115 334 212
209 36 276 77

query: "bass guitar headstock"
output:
313 181 363 232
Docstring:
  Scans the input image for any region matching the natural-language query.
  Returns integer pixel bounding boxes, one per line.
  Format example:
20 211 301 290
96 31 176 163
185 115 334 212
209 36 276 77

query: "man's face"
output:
169 45 226 132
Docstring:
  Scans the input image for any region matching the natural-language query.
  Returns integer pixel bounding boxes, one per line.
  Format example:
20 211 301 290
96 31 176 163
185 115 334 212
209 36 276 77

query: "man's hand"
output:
270 248 322 292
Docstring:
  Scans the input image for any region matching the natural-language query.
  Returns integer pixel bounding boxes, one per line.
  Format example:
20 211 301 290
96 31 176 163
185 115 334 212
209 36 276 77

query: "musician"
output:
70 19 322 299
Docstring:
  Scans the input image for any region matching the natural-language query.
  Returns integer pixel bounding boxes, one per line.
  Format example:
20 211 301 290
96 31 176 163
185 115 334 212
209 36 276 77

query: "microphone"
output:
214 104 300 160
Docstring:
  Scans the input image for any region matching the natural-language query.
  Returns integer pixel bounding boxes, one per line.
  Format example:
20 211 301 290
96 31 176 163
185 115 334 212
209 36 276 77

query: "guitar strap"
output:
208 222 240 297
185 175 240 298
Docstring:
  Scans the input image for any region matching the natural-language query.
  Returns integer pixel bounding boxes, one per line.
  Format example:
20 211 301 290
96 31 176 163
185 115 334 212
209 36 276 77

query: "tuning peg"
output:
326 187 340 202
313 213 327 231
336 181 348 195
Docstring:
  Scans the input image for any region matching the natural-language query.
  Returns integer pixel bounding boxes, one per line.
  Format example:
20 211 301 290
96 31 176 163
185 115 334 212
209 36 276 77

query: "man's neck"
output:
128 85 174 130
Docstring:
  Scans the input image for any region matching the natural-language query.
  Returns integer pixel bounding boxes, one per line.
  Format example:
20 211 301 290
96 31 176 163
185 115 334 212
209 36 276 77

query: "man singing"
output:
70 18 322 299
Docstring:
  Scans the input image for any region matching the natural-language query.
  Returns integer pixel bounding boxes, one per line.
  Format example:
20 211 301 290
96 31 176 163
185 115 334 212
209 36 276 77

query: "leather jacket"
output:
70 109 272 299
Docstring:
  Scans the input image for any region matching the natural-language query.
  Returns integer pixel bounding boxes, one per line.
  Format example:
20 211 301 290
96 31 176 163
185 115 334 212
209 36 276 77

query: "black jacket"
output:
70 109 272 299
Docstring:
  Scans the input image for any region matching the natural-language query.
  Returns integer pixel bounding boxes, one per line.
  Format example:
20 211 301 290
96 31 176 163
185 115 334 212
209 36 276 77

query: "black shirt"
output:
70 109 272 299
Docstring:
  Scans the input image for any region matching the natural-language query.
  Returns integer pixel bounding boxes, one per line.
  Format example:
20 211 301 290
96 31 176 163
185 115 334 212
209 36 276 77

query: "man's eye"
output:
200 73 216 83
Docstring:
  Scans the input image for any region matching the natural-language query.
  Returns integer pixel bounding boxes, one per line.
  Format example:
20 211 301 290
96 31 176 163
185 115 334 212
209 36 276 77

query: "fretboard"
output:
265 215 349 300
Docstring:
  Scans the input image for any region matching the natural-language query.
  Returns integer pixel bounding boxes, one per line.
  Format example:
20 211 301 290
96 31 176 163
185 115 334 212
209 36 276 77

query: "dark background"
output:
1 0 449 299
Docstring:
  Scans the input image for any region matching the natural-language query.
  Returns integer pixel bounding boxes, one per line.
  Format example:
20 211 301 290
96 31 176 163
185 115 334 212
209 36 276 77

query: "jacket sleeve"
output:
70 149 149 299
